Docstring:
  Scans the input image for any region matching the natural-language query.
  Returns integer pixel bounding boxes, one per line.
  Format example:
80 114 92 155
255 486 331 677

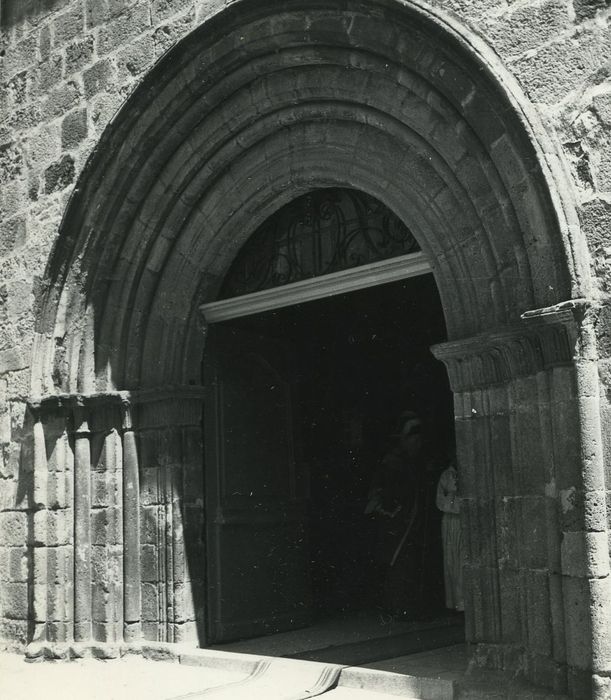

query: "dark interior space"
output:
211 272 456 654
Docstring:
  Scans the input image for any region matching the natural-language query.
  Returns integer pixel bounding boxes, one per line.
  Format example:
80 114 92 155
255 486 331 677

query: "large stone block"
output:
445 0 509 18
0 479 17 510
116 35 155 80
46 582 72 623
498 566 521 643
91 506 122 545
0 582 28 619
480 0 572 60
590 576 611 671
141 505 160 544
512 23 610 104
61 108 88 151
518 496 548 569
0 619 28 645
141 467 161 506
528 653 568 695
85 0 141 28
97 5 151 56
52 4 85 46
152 0 194 22
32 54 64 97
2 32 38 81
44 154 75 194
47 471 69 509
46 620 72 643
141 543 159 582
65 35 95 76
0 141 24 185
171 620 199 644
173 581 195 623
563 575 593 669
524 569 552 656
141 581 159 622
7 546 28 582
5 70 30 108
46 546 73 584
0 511 27 546
44 508 72 546
43 80 82 121
560 488 608 533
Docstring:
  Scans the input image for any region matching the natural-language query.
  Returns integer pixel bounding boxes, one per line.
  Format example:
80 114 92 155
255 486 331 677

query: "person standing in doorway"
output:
365 411 427 617
436 461 464 612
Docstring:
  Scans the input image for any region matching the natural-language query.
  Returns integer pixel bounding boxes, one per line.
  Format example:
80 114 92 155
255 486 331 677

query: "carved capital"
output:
70 397 90 436
432 302 586 392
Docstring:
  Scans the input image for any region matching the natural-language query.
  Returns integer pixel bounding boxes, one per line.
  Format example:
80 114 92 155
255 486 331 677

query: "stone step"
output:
170 657 341 699
338 665 454 700
319 687 420 699
177 646 454 700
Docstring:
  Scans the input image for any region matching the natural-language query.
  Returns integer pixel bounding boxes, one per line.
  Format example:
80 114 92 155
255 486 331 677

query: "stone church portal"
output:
5 1 607 697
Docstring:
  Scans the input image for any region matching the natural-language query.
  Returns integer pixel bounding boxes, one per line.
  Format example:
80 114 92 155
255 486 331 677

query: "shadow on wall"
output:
1 0 72 27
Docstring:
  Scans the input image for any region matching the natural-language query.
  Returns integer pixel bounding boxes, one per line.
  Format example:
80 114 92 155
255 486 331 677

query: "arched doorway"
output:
199 187 454 645
29 1 609 696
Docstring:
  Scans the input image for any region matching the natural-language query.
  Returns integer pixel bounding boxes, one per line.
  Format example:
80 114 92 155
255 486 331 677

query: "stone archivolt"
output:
32 0 586 396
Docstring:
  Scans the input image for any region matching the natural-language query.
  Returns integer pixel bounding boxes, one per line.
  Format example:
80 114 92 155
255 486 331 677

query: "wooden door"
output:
203 324 311 643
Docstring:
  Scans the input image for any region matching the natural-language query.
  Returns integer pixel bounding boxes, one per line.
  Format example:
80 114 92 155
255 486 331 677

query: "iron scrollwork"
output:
220 188 420 299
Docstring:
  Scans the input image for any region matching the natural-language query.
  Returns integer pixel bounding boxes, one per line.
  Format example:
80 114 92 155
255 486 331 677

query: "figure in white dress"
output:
436 463 464 611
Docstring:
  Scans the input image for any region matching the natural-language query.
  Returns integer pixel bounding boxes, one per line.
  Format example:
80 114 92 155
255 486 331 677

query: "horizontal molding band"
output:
200 251 432 323
28 385 205 409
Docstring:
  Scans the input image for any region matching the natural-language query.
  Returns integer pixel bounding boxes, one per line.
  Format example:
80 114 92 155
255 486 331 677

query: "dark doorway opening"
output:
205 272 460 659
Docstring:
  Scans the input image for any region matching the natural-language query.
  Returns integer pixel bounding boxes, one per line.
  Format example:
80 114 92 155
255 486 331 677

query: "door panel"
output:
204 324 311 643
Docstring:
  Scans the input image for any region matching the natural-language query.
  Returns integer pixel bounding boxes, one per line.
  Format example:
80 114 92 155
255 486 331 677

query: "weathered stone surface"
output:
52 4 85 46
116 35 155 79
85 0 142 29
0 512 27 546
480 0 572 59
83 59 117 98
512 23 611 104
561 530 610 577
0 217 27 259
97 5 151 56
573 0 609 21
0 582 28 619
153 12 196 57
0 142 24 185
65 35 95 76
44 154 75 194
43 81 82 120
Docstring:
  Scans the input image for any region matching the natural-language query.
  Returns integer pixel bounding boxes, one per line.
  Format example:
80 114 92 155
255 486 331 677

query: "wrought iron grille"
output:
219 188 421 299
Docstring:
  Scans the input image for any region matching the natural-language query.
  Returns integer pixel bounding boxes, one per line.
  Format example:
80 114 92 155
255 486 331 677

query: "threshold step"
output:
172 657 341 699
321 687 420 699
338 665 453 700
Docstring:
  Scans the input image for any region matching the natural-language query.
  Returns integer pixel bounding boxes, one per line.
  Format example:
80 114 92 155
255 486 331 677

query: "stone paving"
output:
0 644 571 700
0 652 245 700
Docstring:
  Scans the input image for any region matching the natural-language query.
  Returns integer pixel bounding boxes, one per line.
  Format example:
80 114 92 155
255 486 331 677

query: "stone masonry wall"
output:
0 0 610 650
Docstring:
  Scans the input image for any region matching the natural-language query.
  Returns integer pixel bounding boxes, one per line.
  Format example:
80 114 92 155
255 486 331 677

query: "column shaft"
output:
122 401 142 641
73 404 92 642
